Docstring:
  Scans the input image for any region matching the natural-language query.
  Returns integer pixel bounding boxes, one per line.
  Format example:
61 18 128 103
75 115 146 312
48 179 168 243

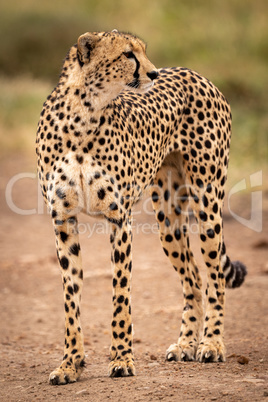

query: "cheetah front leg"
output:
49 212 85 385
108 217 135 377
151 163 203 362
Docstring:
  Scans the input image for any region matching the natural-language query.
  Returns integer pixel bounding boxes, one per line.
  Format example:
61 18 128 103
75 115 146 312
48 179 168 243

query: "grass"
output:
0 0 267 175
0 77 50 155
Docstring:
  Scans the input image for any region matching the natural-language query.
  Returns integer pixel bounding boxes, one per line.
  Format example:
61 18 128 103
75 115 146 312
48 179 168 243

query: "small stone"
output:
150 354 157 361
76 389 89 395
263 391 268 397
237 356 249 365
253 240 268 249
148 362 160 368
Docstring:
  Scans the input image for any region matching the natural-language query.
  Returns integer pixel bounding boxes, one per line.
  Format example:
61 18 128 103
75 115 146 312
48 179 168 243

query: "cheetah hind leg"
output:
165 283 203 363
150 157 203 363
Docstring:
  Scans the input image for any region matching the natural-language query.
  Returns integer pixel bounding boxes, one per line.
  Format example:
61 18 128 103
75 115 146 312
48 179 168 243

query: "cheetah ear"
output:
77 33 99 66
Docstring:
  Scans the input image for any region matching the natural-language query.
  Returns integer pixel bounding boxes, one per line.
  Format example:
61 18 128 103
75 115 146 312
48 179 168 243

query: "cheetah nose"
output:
147 70 159 81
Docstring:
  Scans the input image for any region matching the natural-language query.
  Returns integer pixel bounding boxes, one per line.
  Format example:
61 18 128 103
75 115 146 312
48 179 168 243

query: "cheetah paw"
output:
166 342 196 362
49 360 85 385
109 360 136 378
196 340 226 363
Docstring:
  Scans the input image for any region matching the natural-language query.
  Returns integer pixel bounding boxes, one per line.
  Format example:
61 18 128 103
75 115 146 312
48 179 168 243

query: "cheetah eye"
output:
123 51 135 59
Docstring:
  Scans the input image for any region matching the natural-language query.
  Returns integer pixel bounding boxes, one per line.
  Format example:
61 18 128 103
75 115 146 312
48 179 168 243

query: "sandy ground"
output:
0 155 268 401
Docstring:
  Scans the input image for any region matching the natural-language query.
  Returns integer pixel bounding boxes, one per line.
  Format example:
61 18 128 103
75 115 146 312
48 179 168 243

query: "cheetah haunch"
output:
36 30 247 384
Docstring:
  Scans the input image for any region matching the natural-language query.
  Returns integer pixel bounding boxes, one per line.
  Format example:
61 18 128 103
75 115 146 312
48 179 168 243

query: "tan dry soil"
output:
0 155 268 401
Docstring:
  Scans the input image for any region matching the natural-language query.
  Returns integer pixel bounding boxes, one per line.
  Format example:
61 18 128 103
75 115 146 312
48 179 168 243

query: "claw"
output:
64 374 73 384
49 375 59 386
204 352 213 363
111 366 124 378
127 367 135 376
109 362 135 378
166 352 177 362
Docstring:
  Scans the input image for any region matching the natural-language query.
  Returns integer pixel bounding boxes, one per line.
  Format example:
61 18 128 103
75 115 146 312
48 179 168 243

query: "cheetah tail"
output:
221 242 247 288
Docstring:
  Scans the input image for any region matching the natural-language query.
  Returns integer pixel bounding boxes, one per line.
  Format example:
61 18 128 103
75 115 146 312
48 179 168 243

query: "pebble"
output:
150 354 157 361
76 389 89 395
148 362 160 368
237 356 249 365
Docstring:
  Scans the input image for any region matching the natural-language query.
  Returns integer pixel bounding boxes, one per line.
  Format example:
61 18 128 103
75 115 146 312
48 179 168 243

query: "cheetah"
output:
36 30 247 384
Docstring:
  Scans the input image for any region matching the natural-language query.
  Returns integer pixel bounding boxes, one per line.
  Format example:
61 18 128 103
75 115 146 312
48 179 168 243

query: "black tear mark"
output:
132 54 140 79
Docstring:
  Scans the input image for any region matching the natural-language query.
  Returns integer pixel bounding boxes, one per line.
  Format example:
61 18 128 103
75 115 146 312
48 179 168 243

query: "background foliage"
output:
0 0 267 177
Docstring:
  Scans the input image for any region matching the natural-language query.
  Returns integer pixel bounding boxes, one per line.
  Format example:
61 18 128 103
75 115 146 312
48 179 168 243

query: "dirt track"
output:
0 155 268 401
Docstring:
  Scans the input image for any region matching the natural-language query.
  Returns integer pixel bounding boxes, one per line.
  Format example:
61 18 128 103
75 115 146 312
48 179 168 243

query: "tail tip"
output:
231 260 247 288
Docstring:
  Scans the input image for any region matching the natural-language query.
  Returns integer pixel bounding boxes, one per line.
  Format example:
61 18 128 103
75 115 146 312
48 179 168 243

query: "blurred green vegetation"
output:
0 0 267 176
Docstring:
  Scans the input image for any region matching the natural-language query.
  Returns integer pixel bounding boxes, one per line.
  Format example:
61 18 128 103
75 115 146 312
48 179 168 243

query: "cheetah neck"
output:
85 85 122 112
62 64 124 113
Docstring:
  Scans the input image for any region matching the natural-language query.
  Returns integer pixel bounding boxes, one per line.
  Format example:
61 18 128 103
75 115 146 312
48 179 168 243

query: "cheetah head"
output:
76 30 158 96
